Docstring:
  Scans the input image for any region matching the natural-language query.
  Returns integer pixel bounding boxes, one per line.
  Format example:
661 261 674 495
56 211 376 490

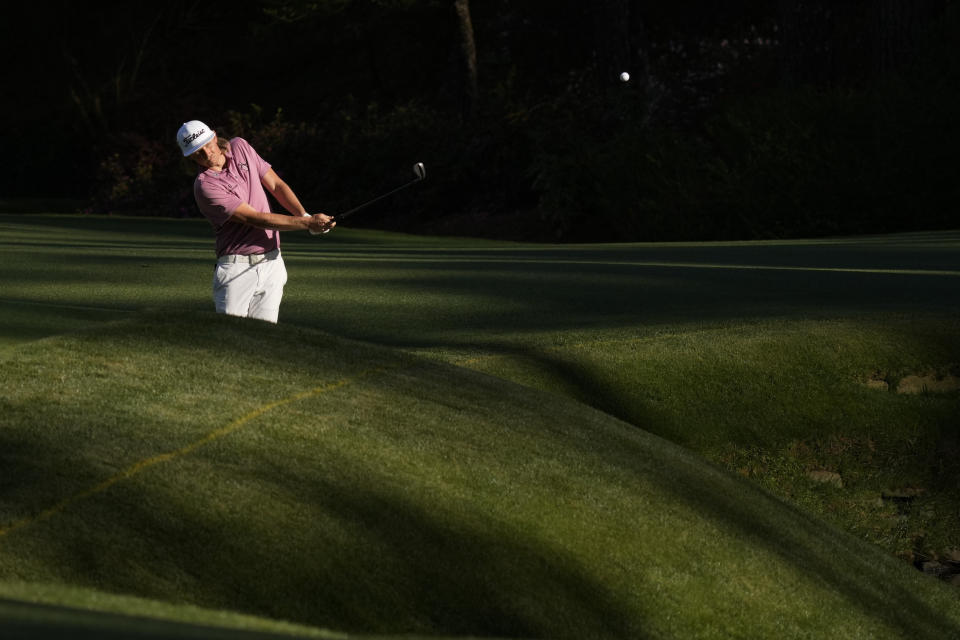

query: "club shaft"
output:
337 178 422 220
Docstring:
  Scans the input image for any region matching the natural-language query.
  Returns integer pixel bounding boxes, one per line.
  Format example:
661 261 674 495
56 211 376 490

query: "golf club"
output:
339 162 426 221
306 163 426 234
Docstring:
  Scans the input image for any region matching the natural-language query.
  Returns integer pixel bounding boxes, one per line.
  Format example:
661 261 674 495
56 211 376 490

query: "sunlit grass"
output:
1 214 959 638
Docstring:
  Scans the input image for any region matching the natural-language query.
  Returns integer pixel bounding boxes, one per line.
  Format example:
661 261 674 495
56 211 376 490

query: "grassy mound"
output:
1 313 958 639
453 316 960 563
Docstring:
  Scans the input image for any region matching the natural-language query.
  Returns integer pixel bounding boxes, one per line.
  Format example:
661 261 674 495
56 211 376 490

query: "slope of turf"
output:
0 585 341 639
2 214 959 636
1 313 959 639
454 315 960 566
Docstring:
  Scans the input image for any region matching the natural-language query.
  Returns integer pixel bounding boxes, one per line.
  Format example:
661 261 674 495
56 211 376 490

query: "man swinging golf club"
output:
177 120 334 323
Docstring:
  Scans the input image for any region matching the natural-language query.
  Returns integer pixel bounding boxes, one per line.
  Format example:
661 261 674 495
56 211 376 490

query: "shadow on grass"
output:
0 302 127 349
439 341 960 639
451 339 685 443
2 313 958 639
637 449 959 640
236 467 641 639
0 597 334 640
283 258 960 350
16 461 645 639
0 315 646 638
7 389 956 640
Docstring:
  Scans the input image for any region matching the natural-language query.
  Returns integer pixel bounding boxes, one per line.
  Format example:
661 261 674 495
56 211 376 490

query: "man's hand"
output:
303 213 336 235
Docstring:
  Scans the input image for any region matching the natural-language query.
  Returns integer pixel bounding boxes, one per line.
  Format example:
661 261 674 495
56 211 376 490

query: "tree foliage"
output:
2 0 956 240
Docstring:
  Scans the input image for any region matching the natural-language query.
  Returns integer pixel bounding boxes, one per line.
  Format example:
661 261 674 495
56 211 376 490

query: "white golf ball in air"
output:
620 72 630 82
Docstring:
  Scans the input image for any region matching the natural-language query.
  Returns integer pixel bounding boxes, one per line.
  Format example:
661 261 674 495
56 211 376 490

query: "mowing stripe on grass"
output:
0 298 139 314
294 254 960 277
455 332 686 368
0 369 387 540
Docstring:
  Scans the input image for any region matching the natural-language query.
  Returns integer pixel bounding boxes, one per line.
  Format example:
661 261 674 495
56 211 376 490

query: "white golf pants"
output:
212 254 288 323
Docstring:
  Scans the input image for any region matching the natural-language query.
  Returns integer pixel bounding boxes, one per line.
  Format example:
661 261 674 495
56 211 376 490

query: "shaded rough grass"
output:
1 314 959 639
456 317 960 567
0 582 346 639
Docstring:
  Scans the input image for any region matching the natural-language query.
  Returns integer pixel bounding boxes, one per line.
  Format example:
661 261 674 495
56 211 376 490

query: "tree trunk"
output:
454 0 479 121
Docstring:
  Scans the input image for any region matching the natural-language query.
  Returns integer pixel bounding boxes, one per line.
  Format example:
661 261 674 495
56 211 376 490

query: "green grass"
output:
1 214 959 638
0 581 346 639
456 318 960 564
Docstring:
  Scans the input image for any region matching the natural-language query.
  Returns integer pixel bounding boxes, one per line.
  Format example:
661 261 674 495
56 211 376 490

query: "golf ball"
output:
620 71 630 82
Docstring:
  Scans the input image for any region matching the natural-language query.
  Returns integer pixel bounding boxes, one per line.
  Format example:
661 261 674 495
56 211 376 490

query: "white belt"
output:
217 249 280 265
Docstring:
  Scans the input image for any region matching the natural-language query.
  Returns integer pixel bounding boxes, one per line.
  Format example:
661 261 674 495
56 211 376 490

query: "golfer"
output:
177 120 333 323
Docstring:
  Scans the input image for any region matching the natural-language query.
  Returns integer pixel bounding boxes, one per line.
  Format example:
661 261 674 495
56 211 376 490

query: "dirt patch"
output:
806 470 843 487
863 365 960 394
896 372 960 395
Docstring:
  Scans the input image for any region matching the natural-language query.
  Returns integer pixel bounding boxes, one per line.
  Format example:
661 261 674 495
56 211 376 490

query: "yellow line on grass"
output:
0 374 370 539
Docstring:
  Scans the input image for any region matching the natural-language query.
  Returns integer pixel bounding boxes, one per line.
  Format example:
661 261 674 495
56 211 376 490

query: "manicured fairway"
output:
1 214 958 638
3 215 959 347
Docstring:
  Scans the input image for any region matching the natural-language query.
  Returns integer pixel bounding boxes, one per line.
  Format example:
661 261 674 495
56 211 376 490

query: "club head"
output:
413 162 426 181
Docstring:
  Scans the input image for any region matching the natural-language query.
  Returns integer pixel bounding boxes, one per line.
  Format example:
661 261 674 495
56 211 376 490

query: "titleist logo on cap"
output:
183 129 206 145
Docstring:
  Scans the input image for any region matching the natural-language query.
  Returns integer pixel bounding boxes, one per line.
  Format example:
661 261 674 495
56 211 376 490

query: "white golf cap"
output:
177 120 215 156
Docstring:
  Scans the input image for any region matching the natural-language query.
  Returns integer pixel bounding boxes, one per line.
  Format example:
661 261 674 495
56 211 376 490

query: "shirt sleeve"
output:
194 176 242 227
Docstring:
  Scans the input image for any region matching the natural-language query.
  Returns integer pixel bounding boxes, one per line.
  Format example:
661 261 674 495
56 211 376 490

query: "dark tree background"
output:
1 0 956 241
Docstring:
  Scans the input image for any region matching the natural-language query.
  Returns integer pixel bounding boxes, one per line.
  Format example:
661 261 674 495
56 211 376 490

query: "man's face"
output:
190 136 224 168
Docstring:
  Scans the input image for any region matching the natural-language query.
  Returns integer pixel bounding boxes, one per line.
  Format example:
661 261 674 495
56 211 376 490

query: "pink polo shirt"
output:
193 137 279 257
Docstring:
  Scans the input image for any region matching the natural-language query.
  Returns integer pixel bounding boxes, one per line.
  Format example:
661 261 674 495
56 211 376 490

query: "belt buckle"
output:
249 254 265 265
